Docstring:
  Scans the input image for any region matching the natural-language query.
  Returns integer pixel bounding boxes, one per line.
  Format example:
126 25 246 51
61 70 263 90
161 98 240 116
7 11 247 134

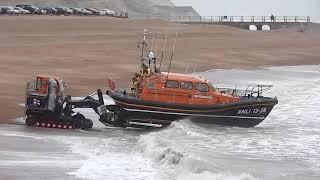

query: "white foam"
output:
177 171 258 180
137 131 186 164
58 134 154 180
0 159 80 167
0 130 44 140
137 125 260 180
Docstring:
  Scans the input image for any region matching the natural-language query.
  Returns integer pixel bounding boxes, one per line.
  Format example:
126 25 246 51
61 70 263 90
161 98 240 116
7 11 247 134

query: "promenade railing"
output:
166 16 311 23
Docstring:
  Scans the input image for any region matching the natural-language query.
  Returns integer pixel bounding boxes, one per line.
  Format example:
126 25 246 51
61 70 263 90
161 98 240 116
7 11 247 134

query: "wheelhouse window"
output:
180 81 193 90
166 80 179 88
147 82 156 89
195 83 209 92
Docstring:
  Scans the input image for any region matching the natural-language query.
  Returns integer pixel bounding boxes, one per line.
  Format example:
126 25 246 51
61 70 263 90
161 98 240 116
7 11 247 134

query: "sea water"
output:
0 65 319 180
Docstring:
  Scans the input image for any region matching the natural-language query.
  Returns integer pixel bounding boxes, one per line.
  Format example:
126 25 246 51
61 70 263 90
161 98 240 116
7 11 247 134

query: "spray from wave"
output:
136 122 259 180
137 128 186 166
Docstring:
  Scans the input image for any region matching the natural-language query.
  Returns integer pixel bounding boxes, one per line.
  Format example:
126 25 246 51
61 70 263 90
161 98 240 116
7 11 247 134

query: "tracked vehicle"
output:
24 75 162 130
25 75 105 129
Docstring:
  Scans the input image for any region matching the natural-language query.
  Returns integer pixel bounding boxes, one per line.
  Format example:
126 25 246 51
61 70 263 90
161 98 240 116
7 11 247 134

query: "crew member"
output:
131 73 140 95
141 63 150 77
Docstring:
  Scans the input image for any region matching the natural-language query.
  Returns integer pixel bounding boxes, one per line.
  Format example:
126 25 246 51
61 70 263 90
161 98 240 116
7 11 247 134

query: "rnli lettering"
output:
237 108 267 115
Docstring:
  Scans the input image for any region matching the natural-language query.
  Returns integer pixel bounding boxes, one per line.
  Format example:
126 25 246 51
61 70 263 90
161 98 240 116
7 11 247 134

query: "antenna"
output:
159 32 168 72
154 32 159 57
167 31 179 77
153 32 160 72
185 64 189 73
193 63 197 73
150 32 155 53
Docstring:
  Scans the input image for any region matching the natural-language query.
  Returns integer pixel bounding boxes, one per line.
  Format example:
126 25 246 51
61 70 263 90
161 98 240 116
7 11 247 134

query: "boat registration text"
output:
237 108 267 115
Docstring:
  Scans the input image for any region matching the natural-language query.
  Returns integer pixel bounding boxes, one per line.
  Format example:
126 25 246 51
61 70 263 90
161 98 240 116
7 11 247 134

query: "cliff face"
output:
152 5 200 17
0 0 198 16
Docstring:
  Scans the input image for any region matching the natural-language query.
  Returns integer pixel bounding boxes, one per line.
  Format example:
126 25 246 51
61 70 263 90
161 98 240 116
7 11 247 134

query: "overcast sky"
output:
172 0 320 16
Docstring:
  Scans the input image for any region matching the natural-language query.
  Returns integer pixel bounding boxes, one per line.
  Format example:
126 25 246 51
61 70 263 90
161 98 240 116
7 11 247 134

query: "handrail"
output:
168 16 311 23
244 85 273 98
148 16 311 23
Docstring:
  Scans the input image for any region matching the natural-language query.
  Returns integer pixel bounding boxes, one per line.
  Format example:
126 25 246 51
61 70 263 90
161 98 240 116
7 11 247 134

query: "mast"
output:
137 29 160 74
138 29 147 68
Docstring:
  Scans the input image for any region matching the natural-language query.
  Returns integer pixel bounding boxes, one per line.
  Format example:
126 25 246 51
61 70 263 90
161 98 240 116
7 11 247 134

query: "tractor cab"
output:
26 75 66 114
27 75 65 95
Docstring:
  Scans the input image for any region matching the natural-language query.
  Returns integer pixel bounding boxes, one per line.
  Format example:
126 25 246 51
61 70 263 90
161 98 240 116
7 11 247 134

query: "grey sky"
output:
172 0 320 16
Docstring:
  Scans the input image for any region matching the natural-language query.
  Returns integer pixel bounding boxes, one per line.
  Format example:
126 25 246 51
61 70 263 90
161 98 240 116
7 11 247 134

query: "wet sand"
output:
0 16 319 122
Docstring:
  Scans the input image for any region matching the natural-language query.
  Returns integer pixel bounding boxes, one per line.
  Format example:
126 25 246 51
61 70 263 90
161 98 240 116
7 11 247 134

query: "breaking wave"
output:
62 132 154 180
137 128 186 166
137 122 258 180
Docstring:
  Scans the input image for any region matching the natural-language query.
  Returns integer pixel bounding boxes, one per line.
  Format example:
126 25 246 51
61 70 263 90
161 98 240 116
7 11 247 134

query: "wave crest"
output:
137 131 186 166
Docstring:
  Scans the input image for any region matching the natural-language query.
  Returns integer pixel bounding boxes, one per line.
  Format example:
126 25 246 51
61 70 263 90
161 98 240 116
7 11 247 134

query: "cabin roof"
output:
159 72 207 83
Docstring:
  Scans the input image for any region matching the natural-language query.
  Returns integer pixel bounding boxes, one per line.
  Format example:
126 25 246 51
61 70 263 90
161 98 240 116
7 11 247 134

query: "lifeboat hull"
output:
106 91 278 128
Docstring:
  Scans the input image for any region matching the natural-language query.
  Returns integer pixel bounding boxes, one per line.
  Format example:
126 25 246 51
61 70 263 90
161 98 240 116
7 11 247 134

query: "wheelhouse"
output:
139 72 240 105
